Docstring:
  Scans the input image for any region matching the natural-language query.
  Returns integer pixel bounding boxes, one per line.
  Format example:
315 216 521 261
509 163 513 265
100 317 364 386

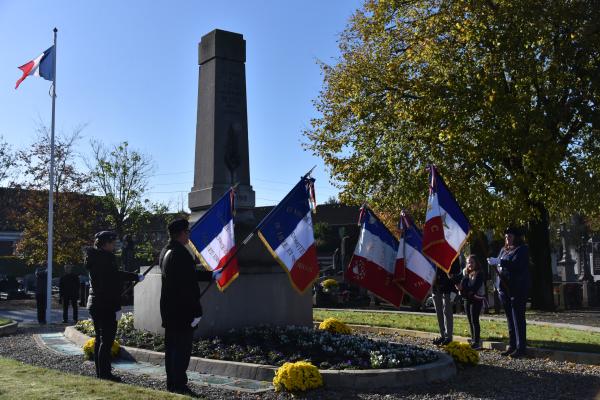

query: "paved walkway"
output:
320 308 600 333
37 332 273 394
0 306 132 325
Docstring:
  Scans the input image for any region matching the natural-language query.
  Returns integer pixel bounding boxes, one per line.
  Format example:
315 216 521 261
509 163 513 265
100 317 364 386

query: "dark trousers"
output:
165 326 194 392
90 310 117 378
36 294 47 324
500 293 527 351
465 300 482 342
62 296 78 322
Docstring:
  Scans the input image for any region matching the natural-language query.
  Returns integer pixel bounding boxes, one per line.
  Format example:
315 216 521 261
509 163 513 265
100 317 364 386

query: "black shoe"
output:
441 338 452 345
509 350 527 359
100 374 122 382
62 320 68 324
432 337 445 345
501 347 516 356
470 341 481 350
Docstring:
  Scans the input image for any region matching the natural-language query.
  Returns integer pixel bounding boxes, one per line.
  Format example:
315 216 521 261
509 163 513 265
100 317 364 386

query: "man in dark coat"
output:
35 265 48 324
86 231 141 380
489 227 531 358
160 218 215 394
60 266 80 323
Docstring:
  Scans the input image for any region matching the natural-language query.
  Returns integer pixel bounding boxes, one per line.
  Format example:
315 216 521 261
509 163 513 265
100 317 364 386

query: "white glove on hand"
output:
487 257 501 266
191 317 202 328
138 274 145 282
115 310 122 322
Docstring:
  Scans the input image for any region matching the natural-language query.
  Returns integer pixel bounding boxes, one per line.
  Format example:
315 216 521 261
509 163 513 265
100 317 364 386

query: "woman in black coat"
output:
86 231 141 380
458 255 486 349
488 227 530 358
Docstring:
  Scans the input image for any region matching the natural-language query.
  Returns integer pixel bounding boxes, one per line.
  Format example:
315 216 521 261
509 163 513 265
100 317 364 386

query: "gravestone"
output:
134 29 313 338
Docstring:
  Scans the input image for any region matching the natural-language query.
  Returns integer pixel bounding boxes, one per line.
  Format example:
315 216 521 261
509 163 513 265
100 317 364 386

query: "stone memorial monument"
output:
134 29 313 338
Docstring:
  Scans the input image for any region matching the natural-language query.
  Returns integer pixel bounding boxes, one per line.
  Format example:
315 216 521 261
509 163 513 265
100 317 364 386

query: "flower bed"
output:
75 313 437 370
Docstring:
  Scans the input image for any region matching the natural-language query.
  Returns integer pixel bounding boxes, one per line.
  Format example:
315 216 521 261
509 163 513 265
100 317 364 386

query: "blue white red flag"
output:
188 188 239 291
422 166 470 273
15 46 55 89
257 177 319 293
396 211 436 302
346 206 404 307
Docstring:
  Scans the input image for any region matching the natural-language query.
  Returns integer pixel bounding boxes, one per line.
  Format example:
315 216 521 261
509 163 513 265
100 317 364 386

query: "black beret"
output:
505 226 524 236
168 218 189 235
95 231 117 241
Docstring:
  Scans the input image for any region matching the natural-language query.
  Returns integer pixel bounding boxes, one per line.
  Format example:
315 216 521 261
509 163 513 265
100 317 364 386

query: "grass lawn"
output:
0 357 190 400
0 318 11 327
314 309 600 353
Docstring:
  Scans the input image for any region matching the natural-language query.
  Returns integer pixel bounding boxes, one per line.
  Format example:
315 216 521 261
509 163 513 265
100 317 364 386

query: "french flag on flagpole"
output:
188 188 239 291
15 46 55 89
346 206 404 308
257 177 319 293
422 166 471 273
396 211 436 302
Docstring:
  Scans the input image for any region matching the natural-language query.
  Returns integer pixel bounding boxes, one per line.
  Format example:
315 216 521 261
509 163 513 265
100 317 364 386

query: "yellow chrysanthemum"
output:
318 317 352 335
443 341 479 366
82 338 120 360
273 361 323 392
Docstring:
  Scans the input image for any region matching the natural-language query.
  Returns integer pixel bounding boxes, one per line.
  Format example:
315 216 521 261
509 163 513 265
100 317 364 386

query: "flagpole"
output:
46 27 57 324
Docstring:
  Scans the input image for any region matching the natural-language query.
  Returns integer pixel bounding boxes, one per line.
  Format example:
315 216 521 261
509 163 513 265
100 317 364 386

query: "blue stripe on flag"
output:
363 209 398 251
258 179 311 249
436 173 470 234
39 46 55 81
404 224 424 252
189 191 233 249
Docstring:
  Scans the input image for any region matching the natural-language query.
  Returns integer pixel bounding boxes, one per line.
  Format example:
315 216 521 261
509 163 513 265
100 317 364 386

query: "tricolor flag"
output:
15 46 55 89
257 177 319 293
346 206 404 308
188 188 239 291
422 166 470 273
396 211 436 302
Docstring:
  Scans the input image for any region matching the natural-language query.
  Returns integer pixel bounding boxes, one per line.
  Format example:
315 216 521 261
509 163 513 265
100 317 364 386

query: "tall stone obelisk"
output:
189 29 255 212
134 29 312 338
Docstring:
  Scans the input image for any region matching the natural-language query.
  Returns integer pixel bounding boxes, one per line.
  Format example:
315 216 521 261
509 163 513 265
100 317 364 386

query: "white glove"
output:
115 310 122 322
487 257 501 266
191 317 202 328
138 274 145 282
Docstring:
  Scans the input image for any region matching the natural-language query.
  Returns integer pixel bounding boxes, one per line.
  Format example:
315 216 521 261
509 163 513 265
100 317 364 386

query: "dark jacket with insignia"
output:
159 240 213 329
496 245 530 298
85 247 139 313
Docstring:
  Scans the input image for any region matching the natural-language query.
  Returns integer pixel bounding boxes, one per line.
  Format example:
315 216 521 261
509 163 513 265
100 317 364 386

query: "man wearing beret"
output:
160 218 217 394
86 231 143 381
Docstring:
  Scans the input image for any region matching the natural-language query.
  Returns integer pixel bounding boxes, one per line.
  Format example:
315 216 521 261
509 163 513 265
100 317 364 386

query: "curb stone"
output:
64 326 456 389
338 323 600 366
0 321 18 336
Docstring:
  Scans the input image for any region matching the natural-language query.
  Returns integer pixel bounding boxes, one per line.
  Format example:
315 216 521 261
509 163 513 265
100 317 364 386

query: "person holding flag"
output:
159 218 220 394
422 166 469 345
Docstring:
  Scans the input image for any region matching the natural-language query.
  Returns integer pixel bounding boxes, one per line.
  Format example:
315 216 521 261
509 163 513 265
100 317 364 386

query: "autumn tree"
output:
305 0 600 309
14 124 98 266
0 135 17 185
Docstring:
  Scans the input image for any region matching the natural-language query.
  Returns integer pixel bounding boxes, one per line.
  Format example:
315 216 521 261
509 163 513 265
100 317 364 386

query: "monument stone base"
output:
134 264 313 338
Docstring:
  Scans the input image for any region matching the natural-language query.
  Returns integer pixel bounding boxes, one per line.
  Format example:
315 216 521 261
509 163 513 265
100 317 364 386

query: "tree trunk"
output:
527 204 555 310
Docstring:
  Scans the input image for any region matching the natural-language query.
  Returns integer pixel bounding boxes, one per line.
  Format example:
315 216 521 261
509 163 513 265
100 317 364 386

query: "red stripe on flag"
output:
289 244 319 293
215 246 239 290
346 255 404 307
15 60 34 89
400 268 432 302
423 240 457 273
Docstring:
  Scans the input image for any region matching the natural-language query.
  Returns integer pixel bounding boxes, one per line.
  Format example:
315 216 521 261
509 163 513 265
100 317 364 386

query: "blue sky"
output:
0 0 363 209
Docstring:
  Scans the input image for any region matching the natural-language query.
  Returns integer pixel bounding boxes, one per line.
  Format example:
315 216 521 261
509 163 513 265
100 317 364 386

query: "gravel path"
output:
1 326 599 399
